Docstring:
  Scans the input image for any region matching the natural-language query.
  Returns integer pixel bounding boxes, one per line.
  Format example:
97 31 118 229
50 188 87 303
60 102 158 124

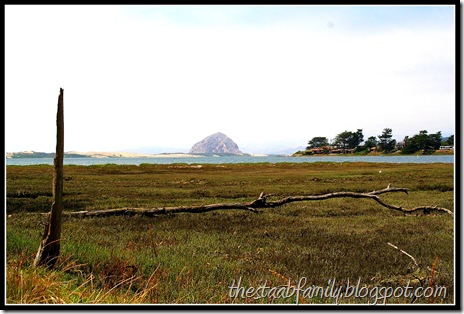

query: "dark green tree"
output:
364 136 378 150
333 131 351 149
348 129 364 149
401 130 442 154
307 137 329 149
402 135 417 154
334 129 364 149
428 131 442 150
415 130 430 150
446 135 454 146
378 128 397 153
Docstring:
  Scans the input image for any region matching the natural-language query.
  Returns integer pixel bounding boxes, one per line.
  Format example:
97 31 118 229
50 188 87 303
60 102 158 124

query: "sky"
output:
5 5 456 154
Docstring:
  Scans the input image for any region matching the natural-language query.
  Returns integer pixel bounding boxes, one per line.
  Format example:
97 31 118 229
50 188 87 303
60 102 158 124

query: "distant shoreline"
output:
291 151 454 157
68 151 205 158
6 150 453 159
5 151 270 159
5 151 205 159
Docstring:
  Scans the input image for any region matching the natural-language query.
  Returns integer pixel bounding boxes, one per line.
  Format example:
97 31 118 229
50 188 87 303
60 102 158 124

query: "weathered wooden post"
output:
34 88 64 269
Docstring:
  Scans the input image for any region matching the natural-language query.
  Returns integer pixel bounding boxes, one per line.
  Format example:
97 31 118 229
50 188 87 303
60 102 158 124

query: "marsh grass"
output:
6 162 455 304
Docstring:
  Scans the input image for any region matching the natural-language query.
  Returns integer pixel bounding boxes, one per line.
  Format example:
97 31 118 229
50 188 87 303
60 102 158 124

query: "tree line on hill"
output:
299 128 454 155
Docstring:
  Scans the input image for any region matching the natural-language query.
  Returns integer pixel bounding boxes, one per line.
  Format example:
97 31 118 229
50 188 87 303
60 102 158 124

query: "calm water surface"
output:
6 155 454 166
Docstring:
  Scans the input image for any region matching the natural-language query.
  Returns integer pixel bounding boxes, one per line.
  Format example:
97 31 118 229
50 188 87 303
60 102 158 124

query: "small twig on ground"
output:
387 242 419 267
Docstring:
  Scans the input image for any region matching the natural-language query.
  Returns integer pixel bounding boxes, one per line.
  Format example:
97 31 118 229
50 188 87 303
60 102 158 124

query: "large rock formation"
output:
189 132 243 155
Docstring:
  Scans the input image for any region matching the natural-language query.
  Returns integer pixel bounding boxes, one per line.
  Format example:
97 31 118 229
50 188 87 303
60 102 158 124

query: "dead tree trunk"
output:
34 88 64 269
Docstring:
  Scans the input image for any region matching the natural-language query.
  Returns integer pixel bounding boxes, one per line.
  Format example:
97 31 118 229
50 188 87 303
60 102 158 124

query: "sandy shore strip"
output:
66 151 204 158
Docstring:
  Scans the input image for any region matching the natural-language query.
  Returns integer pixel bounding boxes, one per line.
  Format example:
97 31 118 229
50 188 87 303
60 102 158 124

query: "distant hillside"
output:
6 151 202 159
189 132 243 155
6 151 88 158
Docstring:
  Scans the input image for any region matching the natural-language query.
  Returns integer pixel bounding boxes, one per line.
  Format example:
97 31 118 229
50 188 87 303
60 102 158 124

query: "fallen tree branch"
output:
62 185 453 218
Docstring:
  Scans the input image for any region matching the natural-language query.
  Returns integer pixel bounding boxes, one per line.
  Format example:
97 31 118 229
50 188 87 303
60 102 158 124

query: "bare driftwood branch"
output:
63 185 453 218
387 242 419 267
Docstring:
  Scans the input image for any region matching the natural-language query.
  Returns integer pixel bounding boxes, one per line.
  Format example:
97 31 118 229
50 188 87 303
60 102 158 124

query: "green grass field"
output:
6 162 455 304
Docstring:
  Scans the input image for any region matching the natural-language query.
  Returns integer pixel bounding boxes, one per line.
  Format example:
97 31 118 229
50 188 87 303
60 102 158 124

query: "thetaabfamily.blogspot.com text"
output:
228 277 447 304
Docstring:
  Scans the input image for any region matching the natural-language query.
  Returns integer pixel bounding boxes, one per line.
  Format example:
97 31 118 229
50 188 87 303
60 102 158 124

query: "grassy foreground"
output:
6 162 455 305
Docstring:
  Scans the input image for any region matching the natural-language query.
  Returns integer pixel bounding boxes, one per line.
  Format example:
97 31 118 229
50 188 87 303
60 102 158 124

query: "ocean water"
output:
5 155 454 166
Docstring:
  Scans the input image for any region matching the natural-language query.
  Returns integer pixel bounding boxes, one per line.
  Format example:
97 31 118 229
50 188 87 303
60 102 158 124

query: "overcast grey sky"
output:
5 5 456 154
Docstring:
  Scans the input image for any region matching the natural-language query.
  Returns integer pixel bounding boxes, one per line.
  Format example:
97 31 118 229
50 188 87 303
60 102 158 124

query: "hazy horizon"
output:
6 129 453 156
5 5 456 154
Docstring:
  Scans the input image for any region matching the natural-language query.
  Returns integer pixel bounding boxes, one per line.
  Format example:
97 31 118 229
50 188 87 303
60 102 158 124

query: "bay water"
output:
5 155 454 166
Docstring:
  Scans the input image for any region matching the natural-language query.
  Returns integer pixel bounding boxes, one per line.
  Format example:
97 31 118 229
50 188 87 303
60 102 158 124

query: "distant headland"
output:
5 151 205 159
